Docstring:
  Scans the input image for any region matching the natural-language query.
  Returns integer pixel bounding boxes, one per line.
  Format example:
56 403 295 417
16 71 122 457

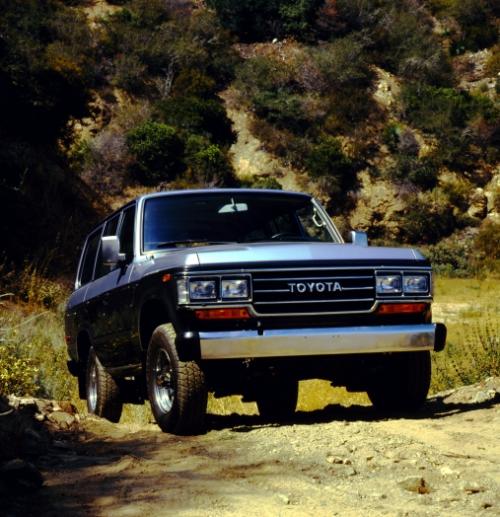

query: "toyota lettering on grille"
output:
287 281 342 293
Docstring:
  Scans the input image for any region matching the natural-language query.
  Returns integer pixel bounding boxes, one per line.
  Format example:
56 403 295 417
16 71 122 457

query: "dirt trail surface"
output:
6 379 500 517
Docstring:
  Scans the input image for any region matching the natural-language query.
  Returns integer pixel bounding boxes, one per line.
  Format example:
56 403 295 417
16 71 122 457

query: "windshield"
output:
142 192 337 251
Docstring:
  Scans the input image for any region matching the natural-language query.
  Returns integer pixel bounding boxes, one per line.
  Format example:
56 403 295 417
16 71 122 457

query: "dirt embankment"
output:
3 378 500 517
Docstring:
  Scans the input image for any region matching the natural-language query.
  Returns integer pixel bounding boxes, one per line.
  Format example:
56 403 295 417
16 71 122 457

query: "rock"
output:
48 411 76 429
0 458 43 493
399 477 431 494
462 482 486 494
277 494 290 504
439 466 459 476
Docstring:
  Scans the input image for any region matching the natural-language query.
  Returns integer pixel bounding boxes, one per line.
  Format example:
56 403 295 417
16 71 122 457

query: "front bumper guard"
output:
199 323 446 360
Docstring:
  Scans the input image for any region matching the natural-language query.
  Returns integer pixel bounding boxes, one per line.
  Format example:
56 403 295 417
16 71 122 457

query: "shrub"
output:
473 219 500 267
206 0 324 41
305 136 357 195
156 97 235 146
449 0 497 54
185 141 235 187
311 36 374 91
126 121 185 184
240 175 283 190
235 56 297 99
397 191 455 244
0 0 95 143
253 91 309 133
433 317 500 390
0 306 77 399
388 154 439 190
424 235 473 276
485 45 500 77
402 84 474 134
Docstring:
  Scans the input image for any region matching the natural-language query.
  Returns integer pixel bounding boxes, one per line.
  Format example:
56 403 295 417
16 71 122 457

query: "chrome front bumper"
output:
199 324 445 360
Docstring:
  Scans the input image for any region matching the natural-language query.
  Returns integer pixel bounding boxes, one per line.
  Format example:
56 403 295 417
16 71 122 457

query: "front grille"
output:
251 268 376 315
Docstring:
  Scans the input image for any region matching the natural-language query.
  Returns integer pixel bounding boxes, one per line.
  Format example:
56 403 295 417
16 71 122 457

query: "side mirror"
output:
350 230 368 247
101 236 126 266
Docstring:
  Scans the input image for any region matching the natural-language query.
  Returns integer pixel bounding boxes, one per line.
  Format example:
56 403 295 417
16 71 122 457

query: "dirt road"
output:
7 379 500 517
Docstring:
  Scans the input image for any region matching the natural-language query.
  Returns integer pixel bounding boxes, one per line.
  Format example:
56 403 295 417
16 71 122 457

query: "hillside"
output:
0 0 499 280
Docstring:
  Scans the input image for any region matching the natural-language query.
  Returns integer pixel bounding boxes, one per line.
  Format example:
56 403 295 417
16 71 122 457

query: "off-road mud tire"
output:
146 324 207 435
255 376 299 421
86 347 123 423
367 351 431 412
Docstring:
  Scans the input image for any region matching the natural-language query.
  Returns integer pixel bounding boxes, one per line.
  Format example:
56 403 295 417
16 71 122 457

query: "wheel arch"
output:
139 298 171 353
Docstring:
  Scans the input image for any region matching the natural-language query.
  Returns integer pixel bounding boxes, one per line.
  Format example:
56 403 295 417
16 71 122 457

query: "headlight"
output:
403 275 428 294
221 278 249 299
376 274 402 294
189 279 217 300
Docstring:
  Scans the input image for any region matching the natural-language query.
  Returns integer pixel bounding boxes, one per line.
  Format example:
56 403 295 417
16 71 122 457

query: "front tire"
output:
367 351 431 412
146 324 207 435
255 375 299 421
86 347 123 423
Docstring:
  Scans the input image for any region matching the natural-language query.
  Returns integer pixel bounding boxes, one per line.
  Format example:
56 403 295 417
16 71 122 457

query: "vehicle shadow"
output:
206 391 500 432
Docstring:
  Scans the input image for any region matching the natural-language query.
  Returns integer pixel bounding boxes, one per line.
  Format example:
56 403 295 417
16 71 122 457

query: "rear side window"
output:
119 205 136 262
79 229 102 286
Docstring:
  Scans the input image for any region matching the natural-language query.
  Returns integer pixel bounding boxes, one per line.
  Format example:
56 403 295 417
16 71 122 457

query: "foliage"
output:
424 236 473 277
205 0 325 41
305 136 356 193
387 154 439 190
432 317 500 390
156 97 235 146
473 220 500 270
397 191 455 244
485 45 500 77
184 137 236 187
126 121 185 184
0 0 96 145
428 0 498 54
0 305 77 399
102 3 237 98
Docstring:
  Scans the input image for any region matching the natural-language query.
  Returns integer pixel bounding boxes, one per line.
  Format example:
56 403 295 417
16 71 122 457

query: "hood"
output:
138 241 426 279
194 242 424 267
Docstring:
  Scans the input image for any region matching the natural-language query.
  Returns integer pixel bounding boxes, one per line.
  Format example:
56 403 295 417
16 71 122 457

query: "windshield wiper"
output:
155 240 235 249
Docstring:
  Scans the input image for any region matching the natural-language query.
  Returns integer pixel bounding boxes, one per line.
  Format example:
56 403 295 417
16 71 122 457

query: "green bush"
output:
0 0 95 143
206 0 324 41
402 84 474 134
156 97 235 146
126 121 185 184
240 175 283 190
236 56 297 98
305 136 357 195
424 236 473 276
253 91 309 133
185 140 235 186
388 154 439 190
397 192 455 244
473 220 500 268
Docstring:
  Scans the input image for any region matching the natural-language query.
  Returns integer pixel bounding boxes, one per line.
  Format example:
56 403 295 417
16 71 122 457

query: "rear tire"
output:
146 324 207 435
367 351 431 412
86 347 123 423
255 376 299 421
